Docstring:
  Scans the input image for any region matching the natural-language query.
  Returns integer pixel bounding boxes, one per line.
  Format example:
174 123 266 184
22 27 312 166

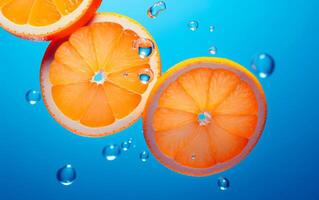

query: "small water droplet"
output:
208 46 217 55
133 38 155 59
251 53 275 78
217 177 230 191
56 164 76 186
188 20 199 31
140 151 149 162
25 89 41 105
147 1 167 19
121 141 131 152
139 68 154 84
191 154 196 160
102 144 121 161
209 25 215 32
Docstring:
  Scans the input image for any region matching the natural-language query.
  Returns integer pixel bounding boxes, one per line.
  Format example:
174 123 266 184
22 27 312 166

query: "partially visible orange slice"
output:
0 0 101 40
41 13 161 137
144 57 267 176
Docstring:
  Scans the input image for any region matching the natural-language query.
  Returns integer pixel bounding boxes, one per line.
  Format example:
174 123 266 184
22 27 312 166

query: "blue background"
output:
1 0 319 199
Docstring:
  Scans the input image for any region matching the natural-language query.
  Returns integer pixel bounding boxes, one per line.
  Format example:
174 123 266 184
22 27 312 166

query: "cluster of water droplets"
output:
101 138 149 163
187 20 218 55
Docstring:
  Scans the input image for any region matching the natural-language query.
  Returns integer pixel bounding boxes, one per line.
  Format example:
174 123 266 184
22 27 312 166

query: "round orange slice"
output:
0 0 101 41
143 57 267 176
41 12 161 137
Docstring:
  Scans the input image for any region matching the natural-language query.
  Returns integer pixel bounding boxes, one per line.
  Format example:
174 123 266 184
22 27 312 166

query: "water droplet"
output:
188 20 199 31
56 164 76 186
217 177 230 191
102 144 121 161
138 68 154 84
140 151 149 162
209 25 215 32
251 53 275 78
191 154 196 160
147 1 167 19
25 89 41 105
208 46 217 55
133 38 155 59
121 141 131 152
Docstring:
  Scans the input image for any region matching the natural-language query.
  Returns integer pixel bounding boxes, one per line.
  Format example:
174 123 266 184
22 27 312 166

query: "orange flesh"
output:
153 68 258 168
49 22 152 127
1 0 83 26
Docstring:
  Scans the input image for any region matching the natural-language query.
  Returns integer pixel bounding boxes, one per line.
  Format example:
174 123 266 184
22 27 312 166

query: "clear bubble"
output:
133 38 155 59
188 20 199 31
139 68 154 84
25 89 41 105
102 144 121 161
56 164 76 186
217 177 230 191
147 1 167 19
251 53 275 78
208 46 217 55
209 25 215 32
140 151 149 162
121 140 131 152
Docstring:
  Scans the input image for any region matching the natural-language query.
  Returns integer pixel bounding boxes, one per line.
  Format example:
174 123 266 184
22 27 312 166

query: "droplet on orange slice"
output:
0 0 102 40
143 57 267 176
41 12 161 137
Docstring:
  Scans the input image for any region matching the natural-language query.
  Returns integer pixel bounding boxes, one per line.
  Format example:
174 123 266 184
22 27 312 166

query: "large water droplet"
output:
251 53 275 78
217 177 230 191
208 46 217 55
188 20 199 31
139 68 154 84
140 151 149 162
25 89 41 105
56 164 76 186
133 38 155 59
147 1 167 19
102 144 121 161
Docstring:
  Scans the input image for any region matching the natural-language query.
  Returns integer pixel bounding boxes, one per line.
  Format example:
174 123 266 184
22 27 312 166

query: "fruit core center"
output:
198 111 212 126
92 70 106 85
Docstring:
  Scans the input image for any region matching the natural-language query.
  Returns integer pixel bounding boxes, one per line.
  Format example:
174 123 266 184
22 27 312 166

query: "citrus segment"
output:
0 0 101 40
41 13 161 137
144 57 266 176
28 0 61 26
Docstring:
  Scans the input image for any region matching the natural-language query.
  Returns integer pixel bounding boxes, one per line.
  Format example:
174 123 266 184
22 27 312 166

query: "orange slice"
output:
0 0 101 40
143 57 267 176
40 12 161 137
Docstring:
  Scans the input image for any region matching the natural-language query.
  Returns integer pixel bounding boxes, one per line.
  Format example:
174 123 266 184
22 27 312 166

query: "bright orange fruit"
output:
143 57 267 176
0 0 101 40
41 13 161 137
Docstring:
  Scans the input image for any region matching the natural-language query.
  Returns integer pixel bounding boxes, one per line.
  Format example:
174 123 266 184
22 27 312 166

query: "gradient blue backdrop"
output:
1 0 318 199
